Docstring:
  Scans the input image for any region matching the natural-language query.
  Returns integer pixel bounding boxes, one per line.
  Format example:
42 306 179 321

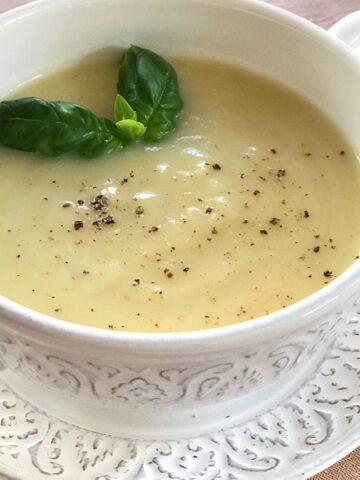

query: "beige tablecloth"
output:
312 448 360 479
0 0 359 478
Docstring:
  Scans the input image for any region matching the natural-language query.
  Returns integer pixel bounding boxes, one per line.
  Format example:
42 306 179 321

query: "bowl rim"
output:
0 0 359 349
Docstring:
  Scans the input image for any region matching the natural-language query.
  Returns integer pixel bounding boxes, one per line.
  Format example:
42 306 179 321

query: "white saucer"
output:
0 302 359 480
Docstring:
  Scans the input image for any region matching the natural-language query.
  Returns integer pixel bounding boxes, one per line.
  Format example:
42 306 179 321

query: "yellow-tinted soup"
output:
0 52 359 332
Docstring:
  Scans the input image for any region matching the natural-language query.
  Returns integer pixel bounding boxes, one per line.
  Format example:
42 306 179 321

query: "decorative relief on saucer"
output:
0 303 358 480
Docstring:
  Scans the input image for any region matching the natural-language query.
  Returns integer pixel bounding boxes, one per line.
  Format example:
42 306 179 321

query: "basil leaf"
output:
117 45 183 143
116 119 146 141
114 94 137 122
0 97 127 158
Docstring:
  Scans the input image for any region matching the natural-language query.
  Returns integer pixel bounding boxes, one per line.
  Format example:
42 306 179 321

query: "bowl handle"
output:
329 11 360 53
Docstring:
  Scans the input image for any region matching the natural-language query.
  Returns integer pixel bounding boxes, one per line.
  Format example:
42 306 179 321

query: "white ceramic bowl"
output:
0 0 359 440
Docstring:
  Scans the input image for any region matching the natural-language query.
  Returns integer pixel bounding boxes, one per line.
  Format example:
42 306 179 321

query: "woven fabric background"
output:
312 448 360 479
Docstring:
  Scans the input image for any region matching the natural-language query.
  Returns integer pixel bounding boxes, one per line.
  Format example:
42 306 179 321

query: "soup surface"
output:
0 51 359 332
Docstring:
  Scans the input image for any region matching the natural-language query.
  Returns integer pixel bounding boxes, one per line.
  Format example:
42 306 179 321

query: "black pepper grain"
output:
102 215 115 225
91 194 108 211
74 220 84 231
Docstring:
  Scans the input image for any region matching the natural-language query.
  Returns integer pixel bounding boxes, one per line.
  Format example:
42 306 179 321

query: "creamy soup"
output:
0 51 359 332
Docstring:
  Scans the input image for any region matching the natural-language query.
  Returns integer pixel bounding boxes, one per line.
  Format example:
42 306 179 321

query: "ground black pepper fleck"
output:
91 194 108 211
313 246 320 253
323 270 333 277
260 229 268 235
73 220 84 231
270 217 280 225
102 215 115 225
135 206 144 215
212 163 222 170
304 210 310 218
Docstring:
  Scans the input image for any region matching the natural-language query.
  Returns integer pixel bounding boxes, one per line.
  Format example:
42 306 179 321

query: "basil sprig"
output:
0 46 183 158
118 45 183 143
